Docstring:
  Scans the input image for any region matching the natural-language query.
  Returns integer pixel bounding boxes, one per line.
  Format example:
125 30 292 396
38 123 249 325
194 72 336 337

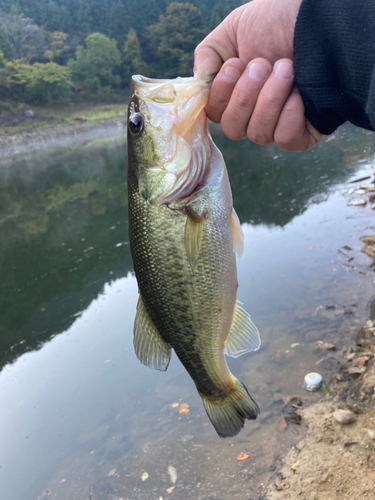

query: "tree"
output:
68 32 120 96
121 29 148 87
109 0 131 47
147 2 205 78
0 9 47 63
4 59 73 103
44 31 69 62
0 47 5 67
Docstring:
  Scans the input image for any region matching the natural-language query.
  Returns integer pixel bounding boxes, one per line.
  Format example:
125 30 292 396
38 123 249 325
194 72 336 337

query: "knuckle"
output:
247 128 272 146
222 122 245 141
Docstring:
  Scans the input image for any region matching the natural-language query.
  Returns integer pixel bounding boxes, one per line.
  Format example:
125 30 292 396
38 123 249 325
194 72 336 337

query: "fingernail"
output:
274 60 294 79
247 62 269 82
223 65 241 82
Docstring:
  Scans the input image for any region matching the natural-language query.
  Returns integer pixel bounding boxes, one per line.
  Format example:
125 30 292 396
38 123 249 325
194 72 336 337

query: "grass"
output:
0 101 128 136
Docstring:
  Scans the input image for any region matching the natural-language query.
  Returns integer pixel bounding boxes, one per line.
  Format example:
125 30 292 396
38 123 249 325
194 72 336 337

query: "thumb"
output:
194 16 239 78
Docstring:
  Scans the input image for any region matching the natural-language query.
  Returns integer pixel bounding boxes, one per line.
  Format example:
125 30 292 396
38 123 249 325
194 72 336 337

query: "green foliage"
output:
147 2 205 78
3 59 73 103
121 29 148 87
44 31 69 62
68 32 120 96
0 47 4 67
0 25 12 59
0 0 247 97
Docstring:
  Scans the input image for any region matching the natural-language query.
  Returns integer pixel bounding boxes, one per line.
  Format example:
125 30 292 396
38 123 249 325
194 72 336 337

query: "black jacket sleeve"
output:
293 0 375 135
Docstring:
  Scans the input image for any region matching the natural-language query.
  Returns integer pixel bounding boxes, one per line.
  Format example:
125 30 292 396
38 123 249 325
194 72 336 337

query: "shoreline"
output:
265 236 375 499
0 115 127 159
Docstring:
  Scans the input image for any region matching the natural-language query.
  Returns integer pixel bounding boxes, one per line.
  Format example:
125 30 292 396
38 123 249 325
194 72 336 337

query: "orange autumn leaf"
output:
237 453 249 461
278 417 287 431
179 403 189 409
316 340 324 345
170 403 179 408
179 407 189 414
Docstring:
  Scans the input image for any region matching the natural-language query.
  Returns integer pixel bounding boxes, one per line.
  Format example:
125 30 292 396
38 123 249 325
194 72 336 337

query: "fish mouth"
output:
132 74 215 88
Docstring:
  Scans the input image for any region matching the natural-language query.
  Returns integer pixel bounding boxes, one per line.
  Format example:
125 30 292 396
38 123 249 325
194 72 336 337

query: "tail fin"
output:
200 379 259 438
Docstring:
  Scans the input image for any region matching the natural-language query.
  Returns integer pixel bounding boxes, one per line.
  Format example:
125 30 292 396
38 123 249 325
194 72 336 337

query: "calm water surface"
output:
1 125 375 500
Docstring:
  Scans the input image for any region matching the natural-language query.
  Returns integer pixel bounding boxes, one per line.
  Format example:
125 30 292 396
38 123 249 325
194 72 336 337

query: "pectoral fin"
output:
225 301 261 358
133 296 171 371
231 208 244 259
185 207 206 271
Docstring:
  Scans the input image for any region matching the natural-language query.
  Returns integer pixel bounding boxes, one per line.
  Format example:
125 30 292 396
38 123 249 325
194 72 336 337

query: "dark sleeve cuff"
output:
294 0 375 135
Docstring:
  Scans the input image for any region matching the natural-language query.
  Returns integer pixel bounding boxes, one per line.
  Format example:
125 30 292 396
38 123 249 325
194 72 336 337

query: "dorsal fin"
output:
225 301 261 358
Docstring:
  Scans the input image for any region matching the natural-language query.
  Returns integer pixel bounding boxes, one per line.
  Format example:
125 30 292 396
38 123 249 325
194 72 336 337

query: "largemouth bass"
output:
127 74 260 438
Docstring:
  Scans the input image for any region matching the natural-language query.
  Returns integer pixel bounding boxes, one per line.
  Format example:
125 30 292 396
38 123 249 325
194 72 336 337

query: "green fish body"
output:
128 75 260 437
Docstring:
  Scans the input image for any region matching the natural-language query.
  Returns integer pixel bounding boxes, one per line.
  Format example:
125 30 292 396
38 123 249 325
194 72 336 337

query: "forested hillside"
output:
0 0 246 104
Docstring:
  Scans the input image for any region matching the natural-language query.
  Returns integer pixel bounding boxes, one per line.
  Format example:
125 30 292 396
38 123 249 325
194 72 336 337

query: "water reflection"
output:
1 125 375 499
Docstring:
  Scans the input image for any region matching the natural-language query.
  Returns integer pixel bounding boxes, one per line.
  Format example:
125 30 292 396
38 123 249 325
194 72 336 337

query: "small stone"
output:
25 110 35 118
368 184 375 192
333 409 357 425
347 199 367 206
319 343 336 351
366 320 374 328
365 429 375 440
353 356 370 367
346 352 356 361
348 366 366 375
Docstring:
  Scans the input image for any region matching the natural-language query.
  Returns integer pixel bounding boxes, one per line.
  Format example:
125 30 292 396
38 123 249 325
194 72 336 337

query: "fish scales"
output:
129 163 236 397
127 74 261 437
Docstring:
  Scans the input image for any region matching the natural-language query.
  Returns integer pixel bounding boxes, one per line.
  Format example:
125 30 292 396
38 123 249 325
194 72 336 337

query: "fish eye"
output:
129 113 144 136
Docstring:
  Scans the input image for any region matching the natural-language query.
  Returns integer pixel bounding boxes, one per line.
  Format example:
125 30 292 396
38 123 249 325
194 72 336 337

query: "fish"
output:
127 74 261 438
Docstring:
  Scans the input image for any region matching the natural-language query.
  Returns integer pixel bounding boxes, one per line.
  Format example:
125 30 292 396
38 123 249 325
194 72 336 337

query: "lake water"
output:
1 125 375 500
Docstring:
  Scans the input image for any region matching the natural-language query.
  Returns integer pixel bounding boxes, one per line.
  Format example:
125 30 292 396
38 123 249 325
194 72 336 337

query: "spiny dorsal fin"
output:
225 300 261 358
231 208 244 259
134 296 171 371
185 207 206 271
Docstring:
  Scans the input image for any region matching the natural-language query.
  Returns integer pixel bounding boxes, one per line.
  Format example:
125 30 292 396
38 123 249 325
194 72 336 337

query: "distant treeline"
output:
0 0 246 104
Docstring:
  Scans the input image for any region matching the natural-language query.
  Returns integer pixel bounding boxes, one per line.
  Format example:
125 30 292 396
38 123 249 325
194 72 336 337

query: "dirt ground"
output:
265 237 375 500
0 101 128 152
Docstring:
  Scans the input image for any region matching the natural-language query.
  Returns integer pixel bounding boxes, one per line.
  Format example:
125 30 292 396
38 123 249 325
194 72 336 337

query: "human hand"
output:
194 0 322 151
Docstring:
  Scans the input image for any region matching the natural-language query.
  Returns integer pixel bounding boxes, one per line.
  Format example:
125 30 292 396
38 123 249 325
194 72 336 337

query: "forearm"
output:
294 0 375 134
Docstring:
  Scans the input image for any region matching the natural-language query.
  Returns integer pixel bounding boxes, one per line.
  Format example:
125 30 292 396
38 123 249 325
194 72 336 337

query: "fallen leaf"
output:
324 414 333 419
316 340 324 345
141 472 149 481
290 461 300 470
42 491 51 497
278 417 287 431
170 403 179 408
309 245 316 249
179 403 190 414
237 453 249 461
168 465 177 484
166 486 175 494
291 343 300 348
108 469 117 477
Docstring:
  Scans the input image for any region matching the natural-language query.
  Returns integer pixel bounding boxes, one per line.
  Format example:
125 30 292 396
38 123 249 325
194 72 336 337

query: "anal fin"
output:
225 300 261 358
134 296 171 371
